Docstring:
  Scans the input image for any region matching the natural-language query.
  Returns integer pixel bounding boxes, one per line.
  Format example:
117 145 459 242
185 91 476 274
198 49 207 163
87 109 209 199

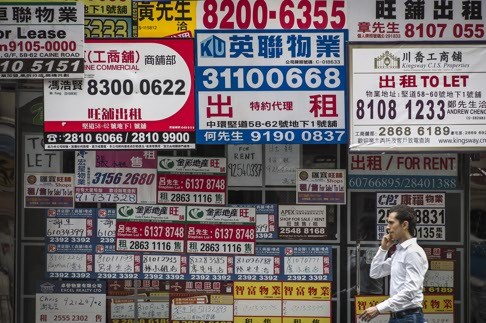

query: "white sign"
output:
265 144 300 186
349 0 486 41
350 45 486 151
24 133 61 172
228 145 263 186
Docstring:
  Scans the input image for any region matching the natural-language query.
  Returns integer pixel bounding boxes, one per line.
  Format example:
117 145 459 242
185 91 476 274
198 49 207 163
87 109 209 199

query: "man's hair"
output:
389 204 416 236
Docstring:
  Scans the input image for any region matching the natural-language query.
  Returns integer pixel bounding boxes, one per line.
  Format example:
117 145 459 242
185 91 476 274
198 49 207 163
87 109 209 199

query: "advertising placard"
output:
278 205 328 240
349 153 458 190
188 255 234 281
158 157 226 174
234 247 281 281
265 144 300 186
115 204 185 253
349 0 486 41
44 39 195 149
0 3 84 78
94 253 141 279
46 253 93 279
36 281 105 323
196 30 346 144
24 133 61 172
157 174 227 205
232 204 278 240
75 150 157 204
133 1 197 38
423 247 455 294
228 145 263 187
142 254 187 280
282 246 333 282
185 206 256 255
296 169 346 204
350 45 486 151
376 192 446 241
169 281 234 323
25 173 74 208
196 0 347 31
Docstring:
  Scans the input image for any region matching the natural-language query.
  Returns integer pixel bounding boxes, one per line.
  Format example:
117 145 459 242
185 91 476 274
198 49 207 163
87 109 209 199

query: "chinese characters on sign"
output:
296 169 346 204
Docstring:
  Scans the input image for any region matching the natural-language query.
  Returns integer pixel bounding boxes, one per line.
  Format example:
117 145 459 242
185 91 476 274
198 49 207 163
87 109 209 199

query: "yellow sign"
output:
234 318 281 323
234 282 282 299
423 294 454 313
282 282 332 300
283 318 331 323
11 0 132 17
355 295 388 314
134 1 196 38
430 260 454 271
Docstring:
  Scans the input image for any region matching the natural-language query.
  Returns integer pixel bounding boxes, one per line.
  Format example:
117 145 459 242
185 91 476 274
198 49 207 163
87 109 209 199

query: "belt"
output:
390 307 422 319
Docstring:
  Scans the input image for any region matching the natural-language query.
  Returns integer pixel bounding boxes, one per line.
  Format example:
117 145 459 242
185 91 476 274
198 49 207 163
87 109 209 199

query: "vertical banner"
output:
36 281 106 323
195 29 347 144
0 3 84 78
75 150 157 204
350 45 486 151
44 39 195 149
296 169 346 204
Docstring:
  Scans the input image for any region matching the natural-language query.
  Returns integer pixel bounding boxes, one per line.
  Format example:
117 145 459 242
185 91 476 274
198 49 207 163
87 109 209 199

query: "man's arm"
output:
369 234 393 279
376 250 428 313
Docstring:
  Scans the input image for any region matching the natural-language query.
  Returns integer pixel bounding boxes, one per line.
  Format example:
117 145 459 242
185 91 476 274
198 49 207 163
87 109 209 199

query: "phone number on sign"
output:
188 241 254 254
201 0 345 30
92 172 155 185
75 193 136 203
348 177 457 190
116 239 182 252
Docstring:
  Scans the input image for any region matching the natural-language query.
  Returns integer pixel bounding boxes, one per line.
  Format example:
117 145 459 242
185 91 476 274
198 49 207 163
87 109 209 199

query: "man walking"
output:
359 204 428 322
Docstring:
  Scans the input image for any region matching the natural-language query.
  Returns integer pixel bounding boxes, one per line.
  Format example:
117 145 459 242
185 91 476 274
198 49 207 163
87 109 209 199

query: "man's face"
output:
387 212 407 241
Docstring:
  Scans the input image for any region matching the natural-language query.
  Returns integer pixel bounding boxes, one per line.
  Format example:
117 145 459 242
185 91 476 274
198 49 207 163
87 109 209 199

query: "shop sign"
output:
75 150 157 204
94 253 141 280
0 3 84 78
36 281 105 323
349 153 458 190
348 0 486 41
24 173 74 208
376 192 446 241
185 206 256 255
43 39 195 150
188 255 234 281
278 205 328 239
133 1 196 38
196 0 347 30
350 45 486 151
296 169 346 204
196 30 347 144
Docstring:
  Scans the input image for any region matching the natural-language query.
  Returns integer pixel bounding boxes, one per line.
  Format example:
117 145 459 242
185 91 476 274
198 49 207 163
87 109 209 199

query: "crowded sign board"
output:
0 3 84 78
36 281 105 323
350 45 486 151
376 192 446 241
74 150 157 204
43 39 195 149
296 169 346 204
349 0 486 41
196 29 347 145
348 153 458 190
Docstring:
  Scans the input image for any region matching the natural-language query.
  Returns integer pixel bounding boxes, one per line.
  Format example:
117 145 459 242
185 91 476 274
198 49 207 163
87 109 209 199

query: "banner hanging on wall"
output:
350 45 486 151
44 39 195 150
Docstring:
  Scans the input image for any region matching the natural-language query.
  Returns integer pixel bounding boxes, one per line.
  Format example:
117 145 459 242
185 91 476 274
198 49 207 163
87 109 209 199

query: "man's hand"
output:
359 306 380 322
380 234 394 250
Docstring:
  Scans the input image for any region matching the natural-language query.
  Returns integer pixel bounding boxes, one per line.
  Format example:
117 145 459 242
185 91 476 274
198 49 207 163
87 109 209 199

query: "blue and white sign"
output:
196 30 347 144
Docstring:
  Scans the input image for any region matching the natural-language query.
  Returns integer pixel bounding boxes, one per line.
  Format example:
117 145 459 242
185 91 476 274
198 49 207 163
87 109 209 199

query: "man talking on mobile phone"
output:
359 204 428 322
